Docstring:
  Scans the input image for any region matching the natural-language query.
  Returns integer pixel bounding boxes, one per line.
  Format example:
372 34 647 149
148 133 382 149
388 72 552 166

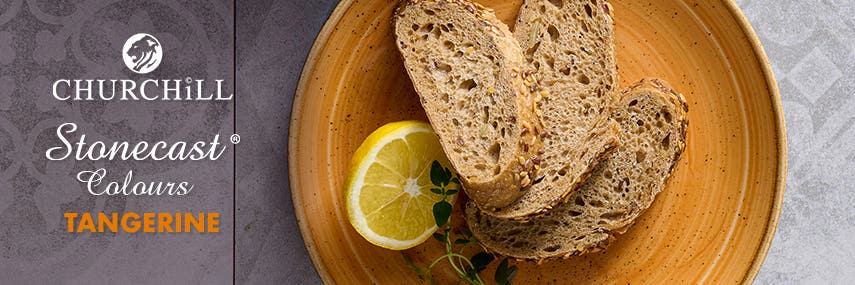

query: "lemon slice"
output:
345 120 455 250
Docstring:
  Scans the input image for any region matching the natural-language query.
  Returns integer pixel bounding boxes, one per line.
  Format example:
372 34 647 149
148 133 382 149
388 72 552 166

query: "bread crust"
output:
465 78 690 261
480 0 621 219
393 0 544 209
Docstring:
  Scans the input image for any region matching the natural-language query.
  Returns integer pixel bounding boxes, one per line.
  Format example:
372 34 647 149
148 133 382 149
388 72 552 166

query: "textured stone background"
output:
235 0 854 284
738 0 855 284
0 0 234 283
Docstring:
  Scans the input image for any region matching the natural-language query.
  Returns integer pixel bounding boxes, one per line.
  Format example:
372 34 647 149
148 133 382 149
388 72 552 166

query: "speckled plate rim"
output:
722 1 787 283
288 1 788 284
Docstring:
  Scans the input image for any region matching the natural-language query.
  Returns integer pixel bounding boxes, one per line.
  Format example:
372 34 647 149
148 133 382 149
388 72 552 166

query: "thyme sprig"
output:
403 161 518 285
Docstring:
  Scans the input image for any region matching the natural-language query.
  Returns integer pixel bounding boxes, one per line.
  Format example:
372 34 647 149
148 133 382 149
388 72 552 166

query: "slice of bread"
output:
465 78 689 260
484 0 621 219
393 0 544 209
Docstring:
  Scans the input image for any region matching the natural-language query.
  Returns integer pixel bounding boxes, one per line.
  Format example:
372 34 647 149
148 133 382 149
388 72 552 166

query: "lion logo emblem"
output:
122 33 162 74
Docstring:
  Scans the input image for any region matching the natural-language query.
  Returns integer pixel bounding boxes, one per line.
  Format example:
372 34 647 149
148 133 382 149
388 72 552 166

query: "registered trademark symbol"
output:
230 134 241 144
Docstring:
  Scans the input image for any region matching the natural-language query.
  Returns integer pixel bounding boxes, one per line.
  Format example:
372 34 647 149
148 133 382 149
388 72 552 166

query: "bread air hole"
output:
543 245 561 252
459 79 477 90
525 42 541 58
435 62 451 72
574 196 585 206
584 4 593 18
424 9 435 16
661 133 671 148
547 25 560 41
559 67 571 76
577 74 590 84
582 102 592 114
636 150 647 163
488 142 501 163
443 40 455 50
547 0 564 9
601 211 623 220
628 99 638 107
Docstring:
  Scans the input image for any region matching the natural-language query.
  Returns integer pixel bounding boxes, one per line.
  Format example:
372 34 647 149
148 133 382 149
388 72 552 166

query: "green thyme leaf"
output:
430 161 444 187
462 227 473 239
402 253 425 280
470 252 494 273
505 267 518 285
409 160 510 285
433 201 452 227
495 258 517 285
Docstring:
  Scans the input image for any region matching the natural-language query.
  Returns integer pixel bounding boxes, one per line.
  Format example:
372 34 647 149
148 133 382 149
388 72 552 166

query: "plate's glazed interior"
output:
289 0 786 284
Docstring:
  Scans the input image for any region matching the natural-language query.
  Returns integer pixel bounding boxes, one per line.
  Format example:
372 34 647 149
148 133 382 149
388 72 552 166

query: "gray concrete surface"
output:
739 0 855 284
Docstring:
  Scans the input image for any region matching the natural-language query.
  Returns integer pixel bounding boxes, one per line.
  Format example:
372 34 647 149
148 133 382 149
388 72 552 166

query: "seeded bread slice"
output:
465 78 689 260
484 0 621 219
393 0 543 210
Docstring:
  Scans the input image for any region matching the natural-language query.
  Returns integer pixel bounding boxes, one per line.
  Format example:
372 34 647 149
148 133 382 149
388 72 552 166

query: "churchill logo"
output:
52 31 233 102
122 33 162 74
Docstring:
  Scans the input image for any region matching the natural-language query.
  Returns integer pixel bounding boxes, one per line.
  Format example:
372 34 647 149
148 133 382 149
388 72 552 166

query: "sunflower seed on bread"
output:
483 0 622 219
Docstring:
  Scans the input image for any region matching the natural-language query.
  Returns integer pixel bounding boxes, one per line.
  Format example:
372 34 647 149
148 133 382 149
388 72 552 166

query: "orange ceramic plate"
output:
289 0 786 283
